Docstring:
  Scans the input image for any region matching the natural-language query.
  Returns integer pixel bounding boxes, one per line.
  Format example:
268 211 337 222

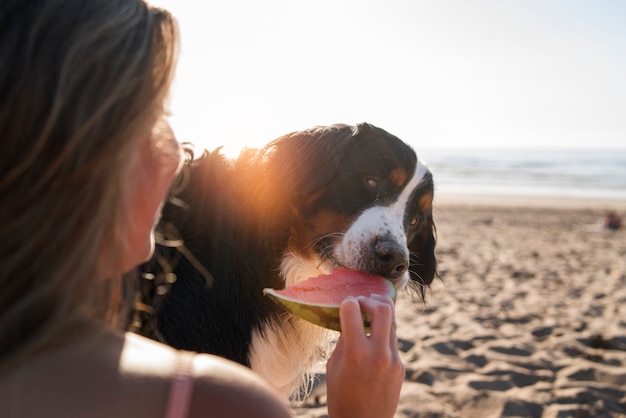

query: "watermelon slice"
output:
263 268 397 332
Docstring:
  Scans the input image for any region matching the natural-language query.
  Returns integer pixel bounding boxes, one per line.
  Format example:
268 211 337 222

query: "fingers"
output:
370 293 398 347
359 296 393 347
338 294 397 348
369 293 395 309
329 294 404 418
338 297 365 347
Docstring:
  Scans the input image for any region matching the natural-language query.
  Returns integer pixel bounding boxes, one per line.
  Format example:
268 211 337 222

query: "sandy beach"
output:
294 195 626 418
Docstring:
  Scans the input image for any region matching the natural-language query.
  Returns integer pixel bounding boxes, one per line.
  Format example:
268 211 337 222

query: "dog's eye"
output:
409 216 420 227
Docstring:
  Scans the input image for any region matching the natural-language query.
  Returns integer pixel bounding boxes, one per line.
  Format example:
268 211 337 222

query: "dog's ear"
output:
408 213 437 297
237 124 368 241
261 123 372 198
407 173 437 298
408 214 437 298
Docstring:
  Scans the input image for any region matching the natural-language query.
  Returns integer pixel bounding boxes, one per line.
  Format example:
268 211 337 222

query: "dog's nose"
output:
373 239 409 279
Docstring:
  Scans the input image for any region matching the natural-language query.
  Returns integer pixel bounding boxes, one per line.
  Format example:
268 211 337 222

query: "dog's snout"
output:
373 239 408 279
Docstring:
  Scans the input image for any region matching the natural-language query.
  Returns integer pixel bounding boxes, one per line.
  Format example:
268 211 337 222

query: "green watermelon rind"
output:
263 279 397 332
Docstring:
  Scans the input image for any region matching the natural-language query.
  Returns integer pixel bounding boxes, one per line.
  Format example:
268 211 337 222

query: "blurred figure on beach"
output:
604 211 622 230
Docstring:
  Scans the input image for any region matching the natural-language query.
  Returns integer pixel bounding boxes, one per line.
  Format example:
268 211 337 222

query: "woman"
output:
0 1 404 417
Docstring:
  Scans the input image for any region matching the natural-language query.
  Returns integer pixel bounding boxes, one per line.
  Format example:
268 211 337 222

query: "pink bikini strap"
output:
164 352 195 418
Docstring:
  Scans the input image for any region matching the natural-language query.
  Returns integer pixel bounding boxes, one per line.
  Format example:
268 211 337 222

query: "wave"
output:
417 148 626 200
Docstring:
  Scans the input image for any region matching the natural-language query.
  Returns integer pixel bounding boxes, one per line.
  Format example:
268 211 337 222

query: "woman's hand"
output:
325 294 404 418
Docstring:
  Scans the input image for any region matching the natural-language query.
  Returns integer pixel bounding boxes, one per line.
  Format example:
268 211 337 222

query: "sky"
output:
150 0 626 157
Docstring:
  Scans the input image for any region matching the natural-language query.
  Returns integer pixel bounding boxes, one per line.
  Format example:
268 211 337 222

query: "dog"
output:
130 122 437 397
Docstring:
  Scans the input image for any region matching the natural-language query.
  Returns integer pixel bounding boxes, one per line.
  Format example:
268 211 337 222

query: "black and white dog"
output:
131 122 436 396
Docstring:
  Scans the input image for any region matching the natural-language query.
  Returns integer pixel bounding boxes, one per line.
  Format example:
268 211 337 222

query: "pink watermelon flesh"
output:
264 268 397 331
272 268 394 305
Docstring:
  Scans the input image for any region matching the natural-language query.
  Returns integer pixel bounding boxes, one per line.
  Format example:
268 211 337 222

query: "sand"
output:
294 195 626 418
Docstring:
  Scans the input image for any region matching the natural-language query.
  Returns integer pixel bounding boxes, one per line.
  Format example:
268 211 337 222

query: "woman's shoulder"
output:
0 325 292 418
121 331 293 418
186 351 293 418
0 325 173 417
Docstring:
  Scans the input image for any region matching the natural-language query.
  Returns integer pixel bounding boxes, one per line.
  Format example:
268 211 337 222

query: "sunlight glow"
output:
152 0 626 155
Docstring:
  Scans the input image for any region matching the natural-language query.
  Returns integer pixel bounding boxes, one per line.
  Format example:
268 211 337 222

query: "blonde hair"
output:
0 0 178 366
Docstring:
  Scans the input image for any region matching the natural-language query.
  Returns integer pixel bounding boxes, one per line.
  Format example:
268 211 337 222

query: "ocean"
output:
417 148 626 201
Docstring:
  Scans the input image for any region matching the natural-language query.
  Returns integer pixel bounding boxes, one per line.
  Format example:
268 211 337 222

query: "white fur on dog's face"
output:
334 161 429 290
